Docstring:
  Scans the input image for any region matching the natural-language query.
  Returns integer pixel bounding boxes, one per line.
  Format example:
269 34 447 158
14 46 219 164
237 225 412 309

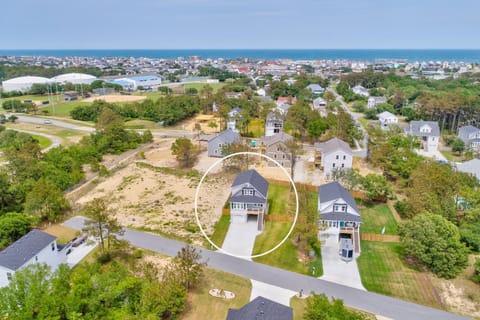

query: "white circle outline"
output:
194 151 299 259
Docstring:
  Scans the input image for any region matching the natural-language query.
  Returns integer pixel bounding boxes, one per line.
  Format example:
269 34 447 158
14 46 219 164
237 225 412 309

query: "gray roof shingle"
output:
232 169 269 199
208 129 240 145
226 296 293 320
314 138 352 155
406 120 440 137
0 229 57 271
264 132 293 148
318 181 359 213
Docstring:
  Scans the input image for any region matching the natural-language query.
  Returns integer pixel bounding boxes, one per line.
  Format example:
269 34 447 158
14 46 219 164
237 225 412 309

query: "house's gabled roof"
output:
229 107 242 117
307 83 324 91
0 229 56 271
314 138 352 155
232 169 269 198
377 111 396 119
318 181 359 212
208 129 240 145
458 125 480 135
456 159 480 180
313 97 326 104
226 296 293 320
266 111 285 121
264 132 293 148
369 96 387 103
406 120 440 137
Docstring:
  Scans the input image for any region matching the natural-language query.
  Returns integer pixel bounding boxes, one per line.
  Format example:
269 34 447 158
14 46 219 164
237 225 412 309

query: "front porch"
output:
320 220 361 254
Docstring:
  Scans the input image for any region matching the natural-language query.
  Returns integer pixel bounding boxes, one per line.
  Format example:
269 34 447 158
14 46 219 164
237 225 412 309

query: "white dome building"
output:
2 76 51 92
51 73 97 85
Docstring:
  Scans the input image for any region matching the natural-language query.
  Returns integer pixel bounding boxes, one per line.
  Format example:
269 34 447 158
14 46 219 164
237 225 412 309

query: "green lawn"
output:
267 184 294 216
3 94 61 102
40 100 90 117
249 118 264 138
357 241 441 308
290 296 306 320
184 82 226 93
181 268 251 320
440 150 465 162
359 203 398 235
358 117 369 129
31 134 52 149
253 222 323 276
208 215 230 248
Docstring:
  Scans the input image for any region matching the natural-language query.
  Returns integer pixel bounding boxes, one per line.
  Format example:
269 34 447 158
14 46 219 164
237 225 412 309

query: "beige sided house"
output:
263 132 293 168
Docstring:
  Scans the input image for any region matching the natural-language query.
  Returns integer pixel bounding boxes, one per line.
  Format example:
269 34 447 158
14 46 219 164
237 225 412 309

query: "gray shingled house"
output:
458 125 480 151
226 296 293 320
0 229 65 288
318 182 362 253
208 129 241 157
263 132 293 168
404 120 440 152
230 170 269 230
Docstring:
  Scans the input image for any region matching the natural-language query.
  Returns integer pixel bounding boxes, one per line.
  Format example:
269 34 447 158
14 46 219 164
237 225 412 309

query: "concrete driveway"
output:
415 148 447 162
221 217 260 259
319 227 366 291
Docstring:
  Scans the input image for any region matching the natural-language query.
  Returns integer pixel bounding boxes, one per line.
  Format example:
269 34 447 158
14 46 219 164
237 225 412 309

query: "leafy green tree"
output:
452 138 465 154
400 213 468 279
307 118 328 139
82 198 124 255
171 138 199 168
24 178 70 222
0 212 32 249
361 174 393 202
473 259 480 283
96 107 123 131
331 168 362 191
304 293 366 320
172 245 206 290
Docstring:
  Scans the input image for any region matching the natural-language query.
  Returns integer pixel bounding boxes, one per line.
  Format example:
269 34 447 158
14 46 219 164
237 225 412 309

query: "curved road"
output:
63 216 468 320
9 128 62 152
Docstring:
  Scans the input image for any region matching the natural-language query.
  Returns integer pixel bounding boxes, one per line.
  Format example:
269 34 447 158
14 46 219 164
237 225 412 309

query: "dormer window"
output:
334 204 347 212
243 189 254 196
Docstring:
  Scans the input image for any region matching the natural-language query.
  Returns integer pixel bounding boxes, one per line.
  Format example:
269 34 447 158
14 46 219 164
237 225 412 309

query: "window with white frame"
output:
7 272 12 281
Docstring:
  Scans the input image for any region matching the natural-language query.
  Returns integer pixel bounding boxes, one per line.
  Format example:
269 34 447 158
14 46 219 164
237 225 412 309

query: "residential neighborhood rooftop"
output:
226 296 293 320
0 229 57 271
315 138 352 155
231 169 269 198
318 181 359 213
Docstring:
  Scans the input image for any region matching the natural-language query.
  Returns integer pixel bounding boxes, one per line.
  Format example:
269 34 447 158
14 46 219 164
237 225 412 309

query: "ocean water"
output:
0 49 479 62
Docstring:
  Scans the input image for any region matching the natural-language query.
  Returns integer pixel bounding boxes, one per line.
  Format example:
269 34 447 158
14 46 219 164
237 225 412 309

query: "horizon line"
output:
1 48 480 51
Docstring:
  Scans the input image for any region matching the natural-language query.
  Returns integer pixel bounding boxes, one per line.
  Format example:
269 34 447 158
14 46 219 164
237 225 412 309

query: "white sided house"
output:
227 107 242 133
230 170 269 231
265 111 284 137
318 182 362 253
458 125 480 151
377 111 398 126
405 120 440 152
314 138 353 177
352 85 369 97
367 96 387 109
0 230 66 288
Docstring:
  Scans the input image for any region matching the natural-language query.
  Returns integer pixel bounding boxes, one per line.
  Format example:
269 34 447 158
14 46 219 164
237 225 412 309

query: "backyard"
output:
359 203 398 235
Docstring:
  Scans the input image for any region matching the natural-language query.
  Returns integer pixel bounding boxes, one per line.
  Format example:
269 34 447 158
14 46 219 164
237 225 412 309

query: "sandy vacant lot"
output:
76 139 232 245
83 94 147 103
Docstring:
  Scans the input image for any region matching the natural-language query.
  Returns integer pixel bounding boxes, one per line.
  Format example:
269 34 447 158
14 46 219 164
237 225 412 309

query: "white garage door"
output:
231 213 247 224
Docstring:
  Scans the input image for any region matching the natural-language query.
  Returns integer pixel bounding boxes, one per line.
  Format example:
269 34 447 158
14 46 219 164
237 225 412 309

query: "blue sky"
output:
1 0 479 49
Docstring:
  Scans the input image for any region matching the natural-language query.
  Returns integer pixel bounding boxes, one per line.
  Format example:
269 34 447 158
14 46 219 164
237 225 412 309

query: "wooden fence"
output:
361 233 400 243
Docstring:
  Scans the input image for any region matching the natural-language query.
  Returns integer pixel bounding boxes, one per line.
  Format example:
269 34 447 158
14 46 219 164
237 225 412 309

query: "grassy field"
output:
253 222 323 276
5 122 88 146
42 224 79 244
181 268 251 320
358 117 369 129
124 119 159 129
357 241 442 308
184 82 226 93
249 118 264 138
359 203 398 235
40 100 90 117
31 134 52 149
440 150 465 162
209 215 230 248
3 94 62 102
267 184 295 216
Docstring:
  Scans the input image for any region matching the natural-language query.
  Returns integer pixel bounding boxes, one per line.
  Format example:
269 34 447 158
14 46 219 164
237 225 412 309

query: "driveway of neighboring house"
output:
65 238 98 267
250 280 297 306
221 216 260 260
319 227 366 291
415 148 447 162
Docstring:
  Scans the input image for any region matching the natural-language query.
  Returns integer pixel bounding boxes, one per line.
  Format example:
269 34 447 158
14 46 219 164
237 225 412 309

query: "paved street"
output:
63 216 468 320
9 128 62 152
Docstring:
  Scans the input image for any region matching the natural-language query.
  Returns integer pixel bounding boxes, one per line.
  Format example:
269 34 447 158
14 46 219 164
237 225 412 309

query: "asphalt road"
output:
327 87 368 158
9 128 62 152
63 216 469 320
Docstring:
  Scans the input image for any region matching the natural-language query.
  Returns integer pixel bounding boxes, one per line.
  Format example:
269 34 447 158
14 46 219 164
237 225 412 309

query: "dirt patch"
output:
83 95 146 103
75 142 232 246
438 282 480 318
353 157 382 176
